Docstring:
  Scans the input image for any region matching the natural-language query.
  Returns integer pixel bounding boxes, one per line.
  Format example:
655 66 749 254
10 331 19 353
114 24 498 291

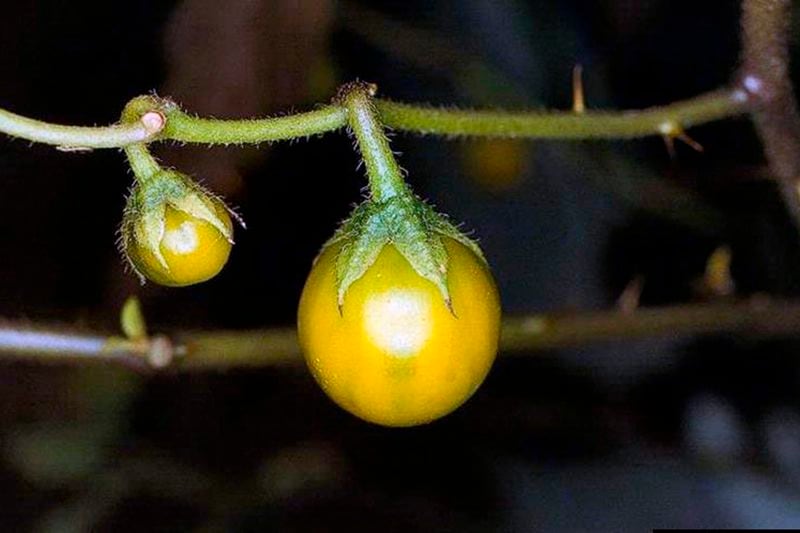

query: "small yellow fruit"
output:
126 202 233 287
121 169 236 287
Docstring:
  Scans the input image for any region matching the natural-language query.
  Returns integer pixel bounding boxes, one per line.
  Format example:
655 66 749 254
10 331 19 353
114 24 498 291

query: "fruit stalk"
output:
338 81 410 202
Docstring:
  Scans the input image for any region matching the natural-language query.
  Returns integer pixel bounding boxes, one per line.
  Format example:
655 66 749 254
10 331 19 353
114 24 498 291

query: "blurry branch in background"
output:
739 0 800 224
740 0 800 178
2 297 800 371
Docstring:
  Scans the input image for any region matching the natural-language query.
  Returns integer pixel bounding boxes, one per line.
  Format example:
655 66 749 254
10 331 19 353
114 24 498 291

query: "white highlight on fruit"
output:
163 221 199 255
364 289 432 357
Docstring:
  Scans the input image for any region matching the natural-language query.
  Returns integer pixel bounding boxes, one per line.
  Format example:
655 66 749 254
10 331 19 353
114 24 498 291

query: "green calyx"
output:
326 191 486 311
120 168 235 280
328 81 487 312
119 138 240 282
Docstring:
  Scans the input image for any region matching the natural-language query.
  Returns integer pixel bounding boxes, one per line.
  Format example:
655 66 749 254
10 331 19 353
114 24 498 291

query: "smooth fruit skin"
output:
298 238 501 427
129 204 233 287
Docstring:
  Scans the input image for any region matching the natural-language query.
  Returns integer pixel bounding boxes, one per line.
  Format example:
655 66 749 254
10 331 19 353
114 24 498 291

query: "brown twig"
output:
739 0 800 179
739 0 800 218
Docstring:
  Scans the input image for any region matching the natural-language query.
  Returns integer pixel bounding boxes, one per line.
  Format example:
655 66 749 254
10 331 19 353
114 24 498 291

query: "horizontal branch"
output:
500 298 799 350
376 89 748 139
1 298 799 371
0 106 164 149
159 104 348 145
0 325 146 367
0 86 750 150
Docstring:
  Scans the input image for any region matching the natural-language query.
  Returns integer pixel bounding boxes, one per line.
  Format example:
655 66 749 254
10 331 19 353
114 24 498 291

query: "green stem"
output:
376 89 747 138
339 82 409 202
0 106 162 149
0 89 746 149
161 104 348 145
124 144 161 183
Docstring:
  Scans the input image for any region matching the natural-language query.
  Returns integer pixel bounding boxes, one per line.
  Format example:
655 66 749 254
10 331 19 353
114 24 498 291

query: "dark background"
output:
1 0 799 530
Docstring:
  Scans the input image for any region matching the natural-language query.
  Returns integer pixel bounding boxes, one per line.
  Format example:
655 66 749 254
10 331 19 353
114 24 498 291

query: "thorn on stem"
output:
572 64 586 114
700 245 735 298
659 121 703 159
617 276 644 314
662 134 677 161
676 131 704 152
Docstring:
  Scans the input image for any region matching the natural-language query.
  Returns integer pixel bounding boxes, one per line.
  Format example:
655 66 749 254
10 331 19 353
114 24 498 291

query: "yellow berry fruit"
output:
121 170 237 287
298 238 501 427
126 202 233 287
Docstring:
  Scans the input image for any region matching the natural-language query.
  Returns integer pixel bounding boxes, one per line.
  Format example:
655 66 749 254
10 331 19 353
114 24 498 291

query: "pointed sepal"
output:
325 190 486 315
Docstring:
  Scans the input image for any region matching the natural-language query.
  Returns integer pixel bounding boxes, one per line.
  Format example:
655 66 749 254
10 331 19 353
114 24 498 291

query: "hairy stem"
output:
161 104 348 145
377 89 746 138
0 106 164 149
338 81 409 202
124 143 161 182
0 87 747 150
